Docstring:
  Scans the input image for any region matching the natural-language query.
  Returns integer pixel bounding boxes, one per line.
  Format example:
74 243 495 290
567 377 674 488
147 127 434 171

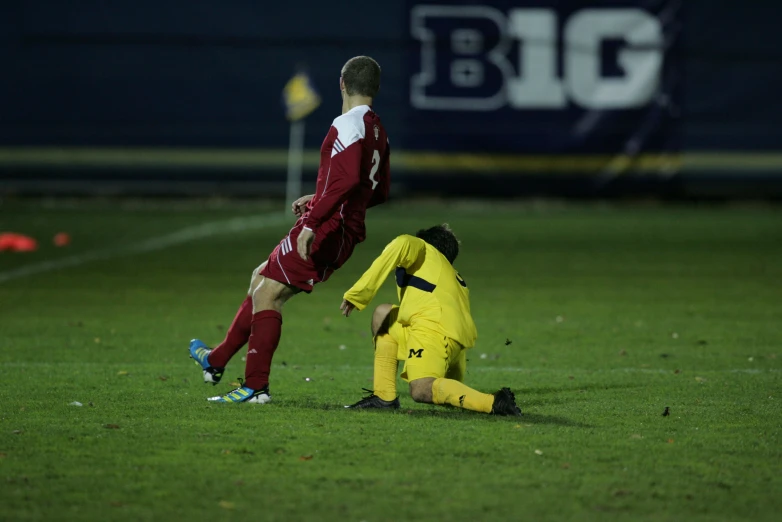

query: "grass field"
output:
1 199 780 521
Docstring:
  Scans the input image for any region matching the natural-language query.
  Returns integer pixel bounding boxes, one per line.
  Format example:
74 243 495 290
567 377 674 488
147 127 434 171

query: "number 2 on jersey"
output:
369 150 380 190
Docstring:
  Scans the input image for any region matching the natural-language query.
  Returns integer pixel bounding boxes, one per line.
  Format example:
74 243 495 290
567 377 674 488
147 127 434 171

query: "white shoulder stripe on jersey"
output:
330 105 369 157
331 138 345 158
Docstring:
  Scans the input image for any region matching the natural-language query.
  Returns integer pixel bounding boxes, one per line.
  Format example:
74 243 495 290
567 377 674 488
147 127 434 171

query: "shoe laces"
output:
235 378 269 395
352 389 380 406
225 387 249 401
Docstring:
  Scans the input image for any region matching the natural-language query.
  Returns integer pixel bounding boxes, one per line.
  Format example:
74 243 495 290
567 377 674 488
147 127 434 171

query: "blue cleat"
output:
207 385 271 404
188 339 224 385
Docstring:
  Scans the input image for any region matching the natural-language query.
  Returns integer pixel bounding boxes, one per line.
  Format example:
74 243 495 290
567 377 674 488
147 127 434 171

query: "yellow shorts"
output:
383 306 467 382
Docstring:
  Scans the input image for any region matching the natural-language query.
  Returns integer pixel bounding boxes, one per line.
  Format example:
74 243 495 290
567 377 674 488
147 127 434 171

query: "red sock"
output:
244 310 283 390
208 296 252 368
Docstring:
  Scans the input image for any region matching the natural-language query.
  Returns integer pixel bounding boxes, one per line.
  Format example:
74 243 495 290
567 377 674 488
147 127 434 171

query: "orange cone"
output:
0 233 16 251
0 233 38 252
12 234 38 252
54 232 71 247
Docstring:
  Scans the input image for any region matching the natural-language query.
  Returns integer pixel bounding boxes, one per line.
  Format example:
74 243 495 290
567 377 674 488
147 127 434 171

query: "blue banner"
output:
404 0 681 155
2 0 782 197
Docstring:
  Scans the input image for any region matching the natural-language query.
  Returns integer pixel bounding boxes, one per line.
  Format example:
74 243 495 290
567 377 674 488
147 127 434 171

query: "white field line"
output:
0 213 286 284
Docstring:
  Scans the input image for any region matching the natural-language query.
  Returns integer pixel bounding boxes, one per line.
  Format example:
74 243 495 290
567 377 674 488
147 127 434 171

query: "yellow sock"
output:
373 333 399 402
432 378 493 413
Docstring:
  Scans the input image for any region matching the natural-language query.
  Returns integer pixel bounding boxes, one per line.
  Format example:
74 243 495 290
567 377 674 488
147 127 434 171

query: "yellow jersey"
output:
343 234 477 348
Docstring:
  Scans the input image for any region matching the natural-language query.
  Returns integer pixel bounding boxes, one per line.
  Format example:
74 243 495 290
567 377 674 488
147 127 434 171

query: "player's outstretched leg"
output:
189 264 266 386
489 387 523 416
208 277 298 403
207 384 271 404
411 377 522 416
207 263 267 369
188 339 225 385
206 295 252 368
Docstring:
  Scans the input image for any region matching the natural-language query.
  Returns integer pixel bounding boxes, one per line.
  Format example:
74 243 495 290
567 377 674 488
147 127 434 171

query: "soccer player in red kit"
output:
188 56 390 403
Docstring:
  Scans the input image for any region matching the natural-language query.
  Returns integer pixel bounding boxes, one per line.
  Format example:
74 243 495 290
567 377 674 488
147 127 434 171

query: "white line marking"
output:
0 213 287 284
320 166 332 196
276 256 292 284
322 203 346 282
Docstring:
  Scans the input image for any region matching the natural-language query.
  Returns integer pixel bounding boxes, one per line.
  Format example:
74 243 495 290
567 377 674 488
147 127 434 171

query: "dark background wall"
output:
1 1 781 197
680 2 782 150
0 1 407 148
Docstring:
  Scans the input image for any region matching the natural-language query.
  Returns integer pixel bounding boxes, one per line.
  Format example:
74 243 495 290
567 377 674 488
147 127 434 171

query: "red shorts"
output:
260 218 357 293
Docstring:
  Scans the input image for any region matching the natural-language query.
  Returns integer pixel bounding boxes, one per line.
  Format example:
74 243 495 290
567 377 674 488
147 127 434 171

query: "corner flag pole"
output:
285 119 305 214
282 69 321 214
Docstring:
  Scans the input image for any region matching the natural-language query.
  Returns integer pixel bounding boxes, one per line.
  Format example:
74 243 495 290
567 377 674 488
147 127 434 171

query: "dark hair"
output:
341 56 381 98
416 224 460 264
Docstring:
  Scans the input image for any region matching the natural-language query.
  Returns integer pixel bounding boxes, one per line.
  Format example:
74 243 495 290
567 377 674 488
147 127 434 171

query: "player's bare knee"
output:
249 274 263 295
409 378 435 404
248 263 267 296
371 303 394 337
252 277 298 312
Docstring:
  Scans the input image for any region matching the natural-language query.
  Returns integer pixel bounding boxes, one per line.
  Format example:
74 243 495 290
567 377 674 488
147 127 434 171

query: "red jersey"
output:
302 105 390 242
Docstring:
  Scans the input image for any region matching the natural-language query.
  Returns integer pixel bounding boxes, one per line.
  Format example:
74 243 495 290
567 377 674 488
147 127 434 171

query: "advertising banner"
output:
404 0 681 158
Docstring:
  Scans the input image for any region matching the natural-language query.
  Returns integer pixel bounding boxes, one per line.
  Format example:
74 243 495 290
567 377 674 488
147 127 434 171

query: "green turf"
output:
1 199 780 521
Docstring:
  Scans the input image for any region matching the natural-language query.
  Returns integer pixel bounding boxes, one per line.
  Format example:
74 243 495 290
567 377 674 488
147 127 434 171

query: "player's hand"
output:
340 299 356 317
297 227 316 261
292 194 314 217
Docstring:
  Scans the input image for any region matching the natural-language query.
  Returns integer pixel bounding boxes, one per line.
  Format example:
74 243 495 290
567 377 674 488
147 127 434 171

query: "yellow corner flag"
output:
283 72 321 122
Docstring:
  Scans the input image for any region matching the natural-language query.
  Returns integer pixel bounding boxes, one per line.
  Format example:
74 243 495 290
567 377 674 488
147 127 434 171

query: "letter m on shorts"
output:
408 348 424 359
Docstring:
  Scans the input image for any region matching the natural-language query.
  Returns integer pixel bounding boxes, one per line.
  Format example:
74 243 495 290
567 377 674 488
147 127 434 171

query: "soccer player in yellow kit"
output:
340 224 522 415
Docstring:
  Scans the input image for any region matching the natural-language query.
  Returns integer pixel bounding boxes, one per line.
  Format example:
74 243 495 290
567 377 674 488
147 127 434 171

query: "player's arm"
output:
297 126 363 260
367 144 390 208
341 235 425 315
292 194 314 217
303 129 362 232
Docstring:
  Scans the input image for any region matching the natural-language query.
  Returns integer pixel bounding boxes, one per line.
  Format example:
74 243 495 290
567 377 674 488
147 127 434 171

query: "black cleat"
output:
491 387 522 416
345 389 400 410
